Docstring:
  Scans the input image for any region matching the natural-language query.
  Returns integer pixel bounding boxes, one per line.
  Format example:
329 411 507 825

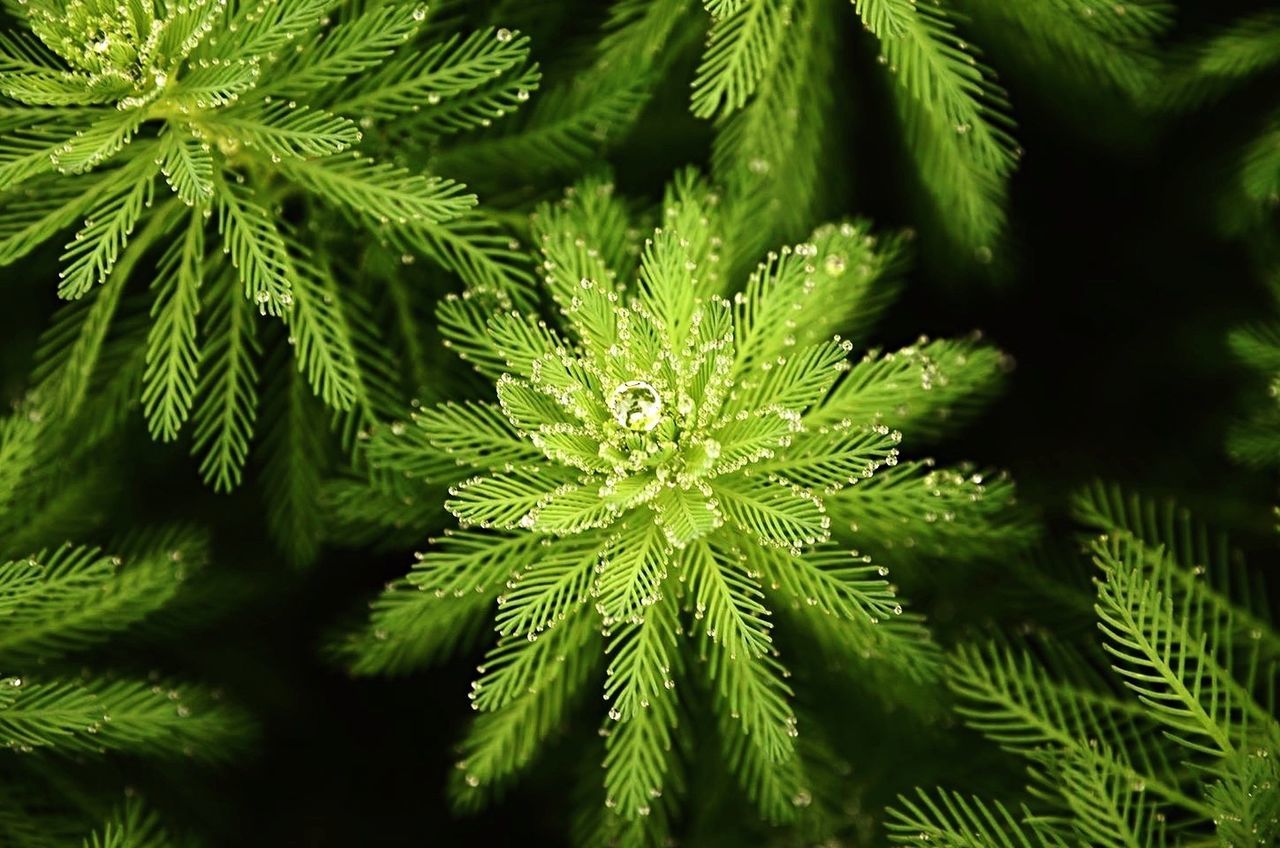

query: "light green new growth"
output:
338 169 1029 843
887 484 1280 848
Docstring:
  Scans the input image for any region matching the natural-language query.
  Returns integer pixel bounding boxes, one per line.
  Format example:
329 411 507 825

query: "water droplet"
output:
608 381 663 432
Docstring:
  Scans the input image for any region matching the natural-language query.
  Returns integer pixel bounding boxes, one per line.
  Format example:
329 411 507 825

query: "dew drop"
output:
608 381 663 432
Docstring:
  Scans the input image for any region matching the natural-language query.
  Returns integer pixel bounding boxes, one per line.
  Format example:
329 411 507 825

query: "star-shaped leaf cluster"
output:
341 170 1032 840
0 0 540 521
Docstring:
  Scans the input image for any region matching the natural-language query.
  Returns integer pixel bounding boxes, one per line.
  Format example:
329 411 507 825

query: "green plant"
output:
0 0 537 551
0 405 251 846
452 0 1173 267
1158 8 1280 231
887 484 1280 848
336 169 1032 844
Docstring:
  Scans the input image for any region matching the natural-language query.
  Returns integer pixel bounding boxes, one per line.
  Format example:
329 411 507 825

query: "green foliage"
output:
0 0 539 527
680 0 1170 261
81 797 181 848
4 0 1257 843
888 486 1280 848
0 405 250 845
1159 8 1280 235
338 170 1029 840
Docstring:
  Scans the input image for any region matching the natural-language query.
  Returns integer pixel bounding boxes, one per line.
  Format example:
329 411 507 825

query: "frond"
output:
886 788 1066 847
0 410 41 513
266 4 425 98
753 543 942 681
959 0 1173 99
281 245 361 411
0 69 123 108
1203 747 1280 848
470 600 598 713
494 536 602 638
0 542 186 664
1092 535 1280 759
200 0 339 62
430 78 638 182
32 212 169 420
0 170 114 266
712 0 841 269
1229 321 1280 375
157 129 214 207
1228 414 1280 468
1158 10 1280 110
433 0 690 185
446 466 581 531
451 610 600 808
0 675 247 760
258 354 329 567
151 0 224 67
711 474 829 550
748 422 898 494
595 518 670 627
732 339 846 414
141 209 204 441
190 268 262 492
697 615 797 768
686 539 772 660
80 796 170 848
328 28 535 125
1242 116 1280 207
0 120 77 190
690 0 789 119
341 532 541 675
714 702 809 824
166 49 262 107
380 400 544 477
213 173 292 315
48 108 144 174
1072 483 1280 663
602 588 682 820
402 210 532 296
946 639 1194 815
530 184 627 358
57 167 154 299
485 309 569 377
731 222 906 370
1040 743 1166 848
856 0 1019 252
824 461 1034 562
318 474 438 551
279 154 475 231
808 335 1008 444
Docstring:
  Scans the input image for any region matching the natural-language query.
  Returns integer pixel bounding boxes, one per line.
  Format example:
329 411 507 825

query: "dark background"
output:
5 0 1279 844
